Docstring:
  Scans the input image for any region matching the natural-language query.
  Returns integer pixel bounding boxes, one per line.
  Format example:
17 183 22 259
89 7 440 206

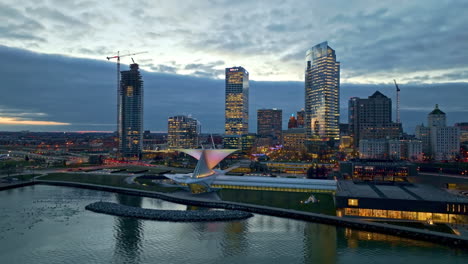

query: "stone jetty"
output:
85 201 253 222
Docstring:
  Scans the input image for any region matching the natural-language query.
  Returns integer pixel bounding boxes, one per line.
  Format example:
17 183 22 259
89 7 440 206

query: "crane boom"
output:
106 51 147 148
106 51 147 61
393 79 401 124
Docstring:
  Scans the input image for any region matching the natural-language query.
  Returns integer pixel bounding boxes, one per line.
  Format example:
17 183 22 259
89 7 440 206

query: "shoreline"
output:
3 179 468 249
85 201 254 222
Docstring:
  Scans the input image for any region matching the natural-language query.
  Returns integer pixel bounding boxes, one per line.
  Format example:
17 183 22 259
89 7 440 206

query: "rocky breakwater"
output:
85 201 253 222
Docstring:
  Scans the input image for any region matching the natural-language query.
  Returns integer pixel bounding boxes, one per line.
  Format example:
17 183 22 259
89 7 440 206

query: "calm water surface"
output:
0 185 466 264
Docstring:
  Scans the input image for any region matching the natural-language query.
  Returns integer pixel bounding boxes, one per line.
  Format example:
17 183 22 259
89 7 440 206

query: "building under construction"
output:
118 63 144 158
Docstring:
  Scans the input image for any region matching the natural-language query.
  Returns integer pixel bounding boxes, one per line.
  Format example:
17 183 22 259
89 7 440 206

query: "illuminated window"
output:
348 199 358 207
126 86 134 97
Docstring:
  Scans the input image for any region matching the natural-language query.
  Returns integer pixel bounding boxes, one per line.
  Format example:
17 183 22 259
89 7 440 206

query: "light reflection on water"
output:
0 185 467 264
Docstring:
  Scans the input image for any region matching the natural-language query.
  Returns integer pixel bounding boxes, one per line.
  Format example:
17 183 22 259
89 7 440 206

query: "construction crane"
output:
106 51 147 133
106 51 147 91
393 79 401 124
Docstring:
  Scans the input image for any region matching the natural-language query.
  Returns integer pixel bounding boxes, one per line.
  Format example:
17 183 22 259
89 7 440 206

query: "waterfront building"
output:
415 105 460 160
167 115 200 149
282 128 306 151
165 149 336 194
257 108 282 145
336 180 468 224
349 91 402 148
118 63 143 158
305 42 340 141
261 161 326 175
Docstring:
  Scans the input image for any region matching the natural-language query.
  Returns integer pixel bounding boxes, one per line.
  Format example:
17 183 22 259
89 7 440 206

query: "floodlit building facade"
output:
224 66 249 149
305 42 340 141
167 115 200 149
118 63 143 158
225 66 249 136
416 105 460 161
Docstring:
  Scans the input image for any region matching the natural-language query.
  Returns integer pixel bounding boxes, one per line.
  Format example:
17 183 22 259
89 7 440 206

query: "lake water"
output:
0 185 466 264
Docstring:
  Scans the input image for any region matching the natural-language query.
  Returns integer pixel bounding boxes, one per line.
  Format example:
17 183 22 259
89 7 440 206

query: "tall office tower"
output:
305 42 340 140
296 109 305 128
224 66 249 148
416 105 460 160
257 108 282 144
167 115 200 149
349 91 402 147
288 114 298 129
118 63 143 158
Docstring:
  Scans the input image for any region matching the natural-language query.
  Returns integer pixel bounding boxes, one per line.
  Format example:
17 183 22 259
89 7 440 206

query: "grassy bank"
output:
39 173 180 193
218 189 336 216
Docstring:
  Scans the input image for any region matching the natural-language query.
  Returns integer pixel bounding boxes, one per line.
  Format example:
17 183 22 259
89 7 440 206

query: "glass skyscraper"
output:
225 66 249 135
118 63 143 158
305 42 340 141
167 115 200 149
224 67 249 148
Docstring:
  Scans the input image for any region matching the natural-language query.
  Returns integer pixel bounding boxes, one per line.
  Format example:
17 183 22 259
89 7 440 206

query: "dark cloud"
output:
146 32 161 39
0 45 466 133
325 3 468 78
0 3 46 43
25 7 89 28
0 27 47 43
1 1 467 83
183 61 225 78
76 46 113 56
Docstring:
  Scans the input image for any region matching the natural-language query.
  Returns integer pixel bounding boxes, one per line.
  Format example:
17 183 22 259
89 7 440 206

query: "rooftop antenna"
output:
393 79 401 123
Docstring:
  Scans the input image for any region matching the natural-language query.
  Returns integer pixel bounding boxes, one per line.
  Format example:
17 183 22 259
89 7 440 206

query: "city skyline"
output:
1 0 467 133
1 1 468 261
0 45 466 134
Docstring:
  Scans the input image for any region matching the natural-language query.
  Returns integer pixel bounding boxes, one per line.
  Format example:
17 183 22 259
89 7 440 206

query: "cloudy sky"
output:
1 0 467 133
